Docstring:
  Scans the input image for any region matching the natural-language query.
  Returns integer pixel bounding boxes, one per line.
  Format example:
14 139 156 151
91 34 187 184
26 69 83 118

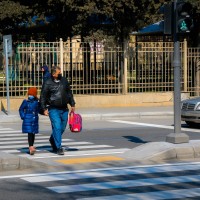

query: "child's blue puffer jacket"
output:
19 98 39 134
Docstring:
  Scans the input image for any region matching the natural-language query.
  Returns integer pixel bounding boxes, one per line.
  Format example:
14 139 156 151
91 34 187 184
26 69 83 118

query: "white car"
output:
181 97 200 127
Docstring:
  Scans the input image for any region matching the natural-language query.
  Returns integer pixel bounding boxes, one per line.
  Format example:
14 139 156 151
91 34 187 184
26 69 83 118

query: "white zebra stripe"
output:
0 138 72 144
0 128 13 131
0 136 54 141
0 130 22 133
77 188 200 200
21 162 200 183
47 174 200 193
0 139 50 145
0 133 43 137
0 141 92 149
19 148 130 159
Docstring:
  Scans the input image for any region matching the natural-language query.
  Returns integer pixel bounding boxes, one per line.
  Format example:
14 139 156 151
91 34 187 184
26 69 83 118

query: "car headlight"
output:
196 104 200 110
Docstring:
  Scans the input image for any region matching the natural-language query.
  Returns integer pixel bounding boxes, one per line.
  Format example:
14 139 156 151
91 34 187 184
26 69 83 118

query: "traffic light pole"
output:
166 0 189 143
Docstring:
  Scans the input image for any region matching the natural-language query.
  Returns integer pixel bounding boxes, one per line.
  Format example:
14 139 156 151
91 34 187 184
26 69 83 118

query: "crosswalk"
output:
0 127 129 159
18 162 200 199
2 127 200 199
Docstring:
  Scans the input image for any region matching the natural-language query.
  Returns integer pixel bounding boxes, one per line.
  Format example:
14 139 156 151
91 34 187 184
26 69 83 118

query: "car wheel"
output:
185 121 199 128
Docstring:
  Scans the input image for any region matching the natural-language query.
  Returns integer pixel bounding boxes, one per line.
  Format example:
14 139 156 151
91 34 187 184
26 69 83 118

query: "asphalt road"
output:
3 115 200 145
1 116 200 199
1 116 200 167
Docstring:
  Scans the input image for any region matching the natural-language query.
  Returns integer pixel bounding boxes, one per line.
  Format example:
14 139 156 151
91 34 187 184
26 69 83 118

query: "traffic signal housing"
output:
160 3 173 35
163 3 173 35
176 1 194 34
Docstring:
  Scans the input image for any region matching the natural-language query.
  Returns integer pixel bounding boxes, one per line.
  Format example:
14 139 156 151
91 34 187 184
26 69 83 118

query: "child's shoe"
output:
29 146 36 155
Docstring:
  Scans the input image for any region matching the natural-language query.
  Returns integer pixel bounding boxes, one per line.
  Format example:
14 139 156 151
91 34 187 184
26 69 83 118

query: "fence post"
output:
59 38 64 74
183 38 188 92
123 40 128 94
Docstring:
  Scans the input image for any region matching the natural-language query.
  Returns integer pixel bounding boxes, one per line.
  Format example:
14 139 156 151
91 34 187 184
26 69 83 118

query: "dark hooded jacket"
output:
41 65 51 82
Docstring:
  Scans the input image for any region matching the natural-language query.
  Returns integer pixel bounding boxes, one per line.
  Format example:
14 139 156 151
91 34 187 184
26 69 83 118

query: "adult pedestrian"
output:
19 87 40 155
40 66 75 155
41 65 51 82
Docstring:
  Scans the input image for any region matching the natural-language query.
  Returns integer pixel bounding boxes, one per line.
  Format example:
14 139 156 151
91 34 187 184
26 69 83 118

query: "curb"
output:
122 140 200 162
0 152 48 171
0 112 174 123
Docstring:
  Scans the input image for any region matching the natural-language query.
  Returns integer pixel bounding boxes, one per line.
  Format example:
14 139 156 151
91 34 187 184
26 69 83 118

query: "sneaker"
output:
49 137 57 152
57 148 64 155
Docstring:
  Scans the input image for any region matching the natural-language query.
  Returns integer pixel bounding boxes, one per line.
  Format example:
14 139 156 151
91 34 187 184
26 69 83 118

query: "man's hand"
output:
44 109 49 116
71 107 75 112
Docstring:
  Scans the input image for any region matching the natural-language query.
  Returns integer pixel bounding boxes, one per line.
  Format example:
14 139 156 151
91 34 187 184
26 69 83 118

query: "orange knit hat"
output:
28 87 37 97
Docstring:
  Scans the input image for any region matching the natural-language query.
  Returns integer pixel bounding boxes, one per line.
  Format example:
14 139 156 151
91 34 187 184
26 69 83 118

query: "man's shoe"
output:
49 137 57 152
57 148 64 155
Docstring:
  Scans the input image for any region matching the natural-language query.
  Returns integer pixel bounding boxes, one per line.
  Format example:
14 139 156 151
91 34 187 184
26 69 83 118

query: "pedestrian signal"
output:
176 1 194 34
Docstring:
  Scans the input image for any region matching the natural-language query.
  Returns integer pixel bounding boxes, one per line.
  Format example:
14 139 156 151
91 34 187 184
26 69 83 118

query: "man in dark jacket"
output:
40 66 75 155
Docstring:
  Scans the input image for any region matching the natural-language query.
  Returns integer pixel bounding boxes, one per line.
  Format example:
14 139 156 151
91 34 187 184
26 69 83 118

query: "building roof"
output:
132 21 164 35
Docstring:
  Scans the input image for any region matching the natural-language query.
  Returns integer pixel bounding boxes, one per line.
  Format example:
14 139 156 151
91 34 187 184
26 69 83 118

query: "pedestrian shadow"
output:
66 148 78 151
18 147 29 154
19 146 79 154
19 146 51 154
123 136 148 144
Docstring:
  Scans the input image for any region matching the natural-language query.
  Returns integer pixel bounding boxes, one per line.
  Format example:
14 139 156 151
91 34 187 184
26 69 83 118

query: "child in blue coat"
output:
19 87 40 155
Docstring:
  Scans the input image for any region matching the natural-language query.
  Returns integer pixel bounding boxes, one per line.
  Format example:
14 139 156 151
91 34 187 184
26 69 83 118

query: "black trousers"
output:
28 133 35 147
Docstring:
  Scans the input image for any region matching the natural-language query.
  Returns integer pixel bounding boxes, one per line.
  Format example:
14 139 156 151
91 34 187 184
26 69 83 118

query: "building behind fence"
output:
0 37 200 97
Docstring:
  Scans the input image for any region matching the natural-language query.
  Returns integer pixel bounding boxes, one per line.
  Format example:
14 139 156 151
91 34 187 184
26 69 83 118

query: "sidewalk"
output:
0 105 174 123
1 105 200 172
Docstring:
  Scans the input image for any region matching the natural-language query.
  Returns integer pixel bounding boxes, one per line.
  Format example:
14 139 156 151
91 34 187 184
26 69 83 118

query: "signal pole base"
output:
166 133 189 144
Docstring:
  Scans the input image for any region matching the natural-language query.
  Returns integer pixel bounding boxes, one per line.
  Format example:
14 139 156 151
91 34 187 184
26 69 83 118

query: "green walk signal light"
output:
176 1 194 34
178 18 193 32
180 20 187 31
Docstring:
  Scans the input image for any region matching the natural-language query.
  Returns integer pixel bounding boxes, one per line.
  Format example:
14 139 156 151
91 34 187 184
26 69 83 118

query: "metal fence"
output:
0 38 199 97
127 41 175 93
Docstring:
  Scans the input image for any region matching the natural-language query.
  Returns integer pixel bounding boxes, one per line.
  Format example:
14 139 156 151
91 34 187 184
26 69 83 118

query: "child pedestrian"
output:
19 87 40 155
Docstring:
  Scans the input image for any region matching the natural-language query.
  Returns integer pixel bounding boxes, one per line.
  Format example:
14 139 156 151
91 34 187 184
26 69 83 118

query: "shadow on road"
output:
123 136 148 144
